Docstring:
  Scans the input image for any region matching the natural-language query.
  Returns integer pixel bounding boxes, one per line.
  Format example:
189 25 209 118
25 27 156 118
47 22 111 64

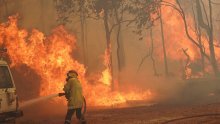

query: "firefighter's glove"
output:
58 93 66 97
65 93 70 101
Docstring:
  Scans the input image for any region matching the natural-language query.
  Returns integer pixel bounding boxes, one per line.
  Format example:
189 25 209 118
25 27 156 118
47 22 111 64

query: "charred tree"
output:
174 0 219 76
195 0 219 76
192 6 205 74
150 28 159 76
171 0 209 60
182 48 191 79
111 0 126 88
79 0 88 67
198 27 205 73
174 0 218 75
159 6 169 76
112 1 125 72
103 7 114 91
137 28 159 76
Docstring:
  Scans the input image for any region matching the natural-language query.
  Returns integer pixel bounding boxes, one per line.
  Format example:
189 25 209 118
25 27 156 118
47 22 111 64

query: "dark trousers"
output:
64 108 82 124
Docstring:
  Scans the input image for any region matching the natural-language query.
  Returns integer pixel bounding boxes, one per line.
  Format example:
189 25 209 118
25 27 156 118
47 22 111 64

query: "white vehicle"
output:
0 49 23 123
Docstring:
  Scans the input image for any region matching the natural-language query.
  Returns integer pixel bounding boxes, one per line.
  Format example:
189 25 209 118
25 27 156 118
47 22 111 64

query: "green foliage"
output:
124 0 160 37
55 0 160 37
55 0 94 24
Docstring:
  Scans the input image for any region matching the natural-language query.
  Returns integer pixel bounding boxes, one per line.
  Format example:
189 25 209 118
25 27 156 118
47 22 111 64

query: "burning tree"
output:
134 0 220 78
195 0 219 76
175 0 219 77
55 0 91 67
141 0 220 78
55 0 161 90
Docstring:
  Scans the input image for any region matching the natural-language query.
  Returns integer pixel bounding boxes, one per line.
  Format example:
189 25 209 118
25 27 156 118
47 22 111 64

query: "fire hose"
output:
161 113 220 124
20 93 87 114
58 93 87 115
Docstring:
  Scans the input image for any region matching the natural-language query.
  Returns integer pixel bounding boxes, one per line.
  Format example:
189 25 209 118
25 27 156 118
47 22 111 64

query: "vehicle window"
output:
0 66 13 88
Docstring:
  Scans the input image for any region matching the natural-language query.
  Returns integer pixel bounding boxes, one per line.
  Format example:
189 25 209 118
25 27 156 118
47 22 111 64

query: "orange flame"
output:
153 2 220 78
1 15 87 97
0 15 153 106
95 48 154 106
99 49 112 86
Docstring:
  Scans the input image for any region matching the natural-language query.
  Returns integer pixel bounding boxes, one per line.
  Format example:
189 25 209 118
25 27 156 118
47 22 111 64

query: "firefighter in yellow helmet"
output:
63 70 86 124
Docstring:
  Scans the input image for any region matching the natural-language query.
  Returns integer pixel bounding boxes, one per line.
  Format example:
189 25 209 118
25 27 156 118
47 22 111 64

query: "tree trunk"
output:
176 0 210 62
150 28 158 76
40 0 45 32
159 7 169 76
103 9 114 91
208 29 219 76
192 5 205 74
208 0 219 76
196 0 219 76
115 13 123 72
182 48 191 79
80 0 88 68
112 1 125 88
198 27 205 73
3 0 8 19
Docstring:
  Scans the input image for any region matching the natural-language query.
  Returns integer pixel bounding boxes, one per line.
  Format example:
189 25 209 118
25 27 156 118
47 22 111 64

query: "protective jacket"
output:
63 73 83 109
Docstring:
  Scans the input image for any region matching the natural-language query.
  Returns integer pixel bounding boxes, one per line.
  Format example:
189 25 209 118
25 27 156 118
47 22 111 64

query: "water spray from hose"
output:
19 93 60 109
19 93 87 115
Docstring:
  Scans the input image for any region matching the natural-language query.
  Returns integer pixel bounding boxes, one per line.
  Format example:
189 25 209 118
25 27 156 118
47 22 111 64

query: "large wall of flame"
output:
0 15 153 106
0 15 87 97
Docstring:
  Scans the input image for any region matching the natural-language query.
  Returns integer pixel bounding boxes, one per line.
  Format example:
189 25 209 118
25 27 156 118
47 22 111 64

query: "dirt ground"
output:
16 100 220 124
